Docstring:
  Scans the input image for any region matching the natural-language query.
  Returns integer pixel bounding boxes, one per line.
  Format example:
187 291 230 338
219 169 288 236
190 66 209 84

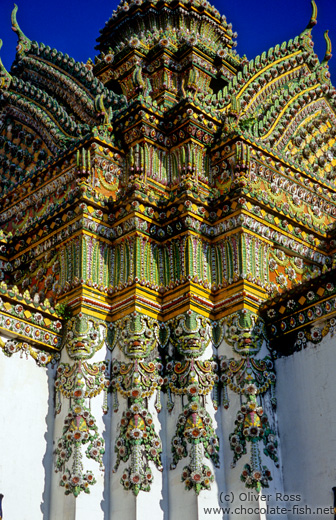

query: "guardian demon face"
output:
115 313 159 359
170 312 211 358
65 315 106 359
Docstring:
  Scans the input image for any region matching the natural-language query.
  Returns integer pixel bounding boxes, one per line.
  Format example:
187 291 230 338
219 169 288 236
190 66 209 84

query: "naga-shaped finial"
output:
11 4 31 55
299 0 317 52
323 30 332 62
133 63 145 90
0 40 12 90
307 0 318 30
95 94 112 125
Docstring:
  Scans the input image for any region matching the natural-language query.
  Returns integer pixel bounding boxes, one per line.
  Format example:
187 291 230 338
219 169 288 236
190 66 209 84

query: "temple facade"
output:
0 1 335 519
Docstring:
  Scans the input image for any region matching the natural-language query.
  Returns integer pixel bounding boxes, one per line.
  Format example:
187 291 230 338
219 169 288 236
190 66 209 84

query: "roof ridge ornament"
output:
316 30 332 84
95 94 112 125
322 30 332 63
307 0 318 31
0 40 12 90
11 4 31 55
299 0 317 54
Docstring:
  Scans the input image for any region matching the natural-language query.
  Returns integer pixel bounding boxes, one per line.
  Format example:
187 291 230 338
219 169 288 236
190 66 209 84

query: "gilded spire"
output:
0 40 12 90
11 4 31 55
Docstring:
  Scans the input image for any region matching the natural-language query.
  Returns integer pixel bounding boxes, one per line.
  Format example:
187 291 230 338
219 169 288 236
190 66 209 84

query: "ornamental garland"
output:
55 360 110 414
110 358 163 411
217 355 276 409
0 338 59 366
165 334 217 412
165 357 216 410
54 317 110 496
294 316 336 352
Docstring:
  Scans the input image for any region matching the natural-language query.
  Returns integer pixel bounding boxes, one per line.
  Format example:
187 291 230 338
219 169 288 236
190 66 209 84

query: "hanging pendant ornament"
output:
109 313 167 495
171 396 219 494
54 377 105 497
229 384 278 491
167 311 219 494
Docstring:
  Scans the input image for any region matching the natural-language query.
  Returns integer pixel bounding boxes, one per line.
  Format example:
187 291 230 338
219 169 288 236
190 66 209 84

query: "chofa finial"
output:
323 30 332 62
11 4 31 55
0 40 12 90
307 0 318 31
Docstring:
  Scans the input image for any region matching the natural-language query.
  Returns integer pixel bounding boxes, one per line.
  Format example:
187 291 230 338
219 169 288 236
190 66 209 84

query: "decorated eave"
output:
9 38 126 126
0 280 63 357
260 264 336 356
260 172 336 357
214 130 336 242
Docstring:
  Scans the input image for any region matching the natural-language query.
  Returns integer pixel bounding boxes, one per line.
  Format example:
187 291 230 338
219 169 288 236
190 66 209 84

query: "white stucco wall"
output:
0 347 55 520
276 334 336 520
0 333 294 520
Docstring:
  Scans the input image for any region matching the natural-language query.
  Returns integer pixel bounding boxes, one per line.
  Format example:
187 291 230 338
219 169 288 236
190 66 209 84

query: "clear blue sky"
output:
0 0 336 82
